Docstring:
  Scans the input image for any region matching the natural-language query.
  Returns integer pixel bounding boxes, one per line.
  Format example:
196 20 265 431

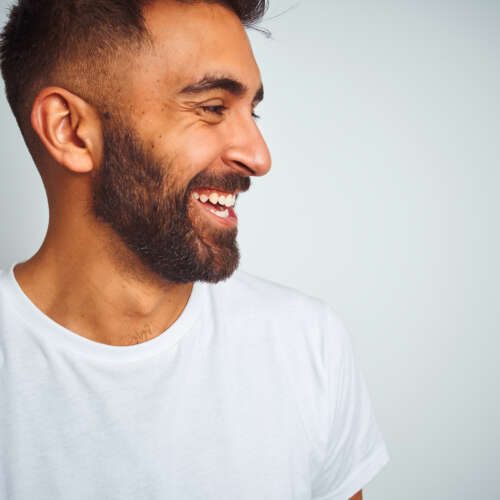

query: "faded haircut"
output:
0 0 269 151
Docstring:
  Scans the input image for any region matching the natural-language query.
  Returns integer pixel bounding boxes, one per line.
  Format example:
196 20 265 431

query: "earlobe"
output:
30 87 101 174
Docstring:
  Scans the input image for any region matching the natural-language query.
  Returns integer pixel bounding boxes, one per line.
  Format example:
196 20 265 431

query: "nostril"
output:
233 160 254 175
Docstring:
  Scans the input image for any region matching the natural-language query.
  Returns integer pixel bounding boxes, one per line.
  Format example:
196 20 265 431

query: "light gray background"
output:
1 1 498 499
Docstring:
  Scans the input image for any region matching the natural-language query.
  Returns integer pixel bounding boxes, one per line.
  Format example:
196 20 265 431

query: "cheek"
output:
183 127 225 167
169 126 226 182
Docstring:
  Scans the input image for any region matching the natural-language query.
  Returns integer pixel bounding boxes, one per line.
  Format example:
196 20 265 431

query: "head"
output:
0 0 272 283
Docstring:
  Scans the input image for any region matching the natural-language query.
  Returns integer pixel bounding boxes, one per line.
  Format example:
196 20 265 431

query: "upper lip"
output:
193 187 242 196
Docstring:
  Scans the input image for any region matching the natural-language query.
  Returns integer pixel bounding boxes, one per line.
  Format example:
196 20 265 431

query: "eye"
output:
199 104 261 120
200 105 227 116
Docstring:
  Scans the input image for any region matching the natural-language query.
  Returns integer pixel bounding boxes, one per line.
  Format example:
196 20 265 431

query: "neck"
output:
13 231 193 347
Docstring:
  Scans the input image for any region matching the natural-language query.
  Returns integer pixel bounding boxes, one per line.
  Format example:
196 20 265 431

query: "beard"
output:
89 114 250 284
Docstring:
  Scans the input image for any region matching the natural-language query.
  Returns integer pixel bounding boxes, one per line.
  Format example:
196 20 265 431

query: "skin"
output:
13 0 270 346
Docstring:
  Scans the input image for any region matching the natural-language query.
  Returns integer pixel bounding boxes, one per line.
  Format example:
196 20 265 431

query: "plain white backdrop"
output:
1 1 498 499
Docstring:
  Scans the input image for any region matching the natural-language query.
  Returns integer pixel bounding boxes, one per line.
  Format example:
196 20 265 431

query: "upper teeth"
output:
193 191 236 207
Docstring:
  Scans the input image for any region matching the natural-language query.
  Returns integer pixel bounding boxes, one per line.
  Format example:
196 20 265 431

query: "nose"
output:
221 112 272 177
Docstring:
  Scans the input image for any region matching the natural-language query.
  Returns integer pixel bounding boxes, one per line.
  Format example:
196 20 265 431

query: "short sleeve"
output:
311 306 390 500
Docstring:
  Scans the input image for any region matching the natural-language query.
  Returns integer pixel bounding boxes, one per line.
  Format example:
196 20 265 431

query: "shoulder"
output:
204 268 350 346
0 265 13 308
206 268 332 325
205 269 348 361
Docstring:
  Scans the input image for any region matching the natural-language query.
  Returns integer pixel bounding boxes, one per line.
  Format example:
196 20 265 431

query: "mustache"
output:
187 171 251 195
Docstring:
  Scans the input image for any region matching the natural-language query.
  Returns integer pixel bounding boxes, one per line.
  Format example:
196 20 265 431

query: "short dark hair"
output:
0 0 269 146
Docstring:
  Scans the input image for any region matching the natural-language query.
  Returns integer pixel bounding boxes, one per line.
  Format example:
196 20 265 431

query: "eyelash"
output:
201 105 261 120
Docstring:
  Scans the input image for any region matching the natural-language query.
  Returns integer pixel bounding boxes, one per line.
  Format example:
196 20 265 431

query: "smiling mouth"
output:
191 187 239 227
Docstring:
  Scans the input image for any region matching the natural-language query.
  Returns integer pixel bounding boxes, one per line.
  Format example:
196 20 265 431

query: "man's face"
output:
90 1 271 284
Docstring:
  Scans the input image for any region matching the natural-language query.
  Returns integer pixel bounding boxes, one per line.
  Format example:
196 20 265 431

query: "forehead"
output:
140 1 261 91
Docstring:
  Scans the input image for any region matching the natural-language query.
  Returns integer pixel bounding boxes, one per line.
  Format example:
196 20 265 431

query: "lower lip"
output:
196 199 238 227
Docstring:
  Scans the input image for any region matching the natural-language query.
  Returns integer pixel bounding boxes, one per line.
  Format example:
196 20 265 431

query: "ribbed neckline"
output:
1 261 206 362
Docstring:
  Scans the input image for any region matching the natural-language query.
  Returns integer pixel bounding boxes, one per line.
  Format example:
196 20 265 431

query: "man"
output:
0 1 389 499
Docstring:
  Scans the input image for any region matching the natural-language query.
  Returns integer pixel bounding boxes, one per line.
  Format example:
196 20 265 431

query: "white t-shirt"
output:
0 261 389 500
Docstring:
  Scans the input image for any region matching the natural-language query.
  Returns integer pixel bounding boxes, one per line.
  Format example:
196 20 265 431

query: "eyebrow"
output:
179 74 264 104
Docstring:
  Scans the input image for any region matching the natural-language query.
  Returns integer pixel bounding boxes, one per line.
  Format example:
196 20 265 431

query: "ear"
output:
30 87 103 174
